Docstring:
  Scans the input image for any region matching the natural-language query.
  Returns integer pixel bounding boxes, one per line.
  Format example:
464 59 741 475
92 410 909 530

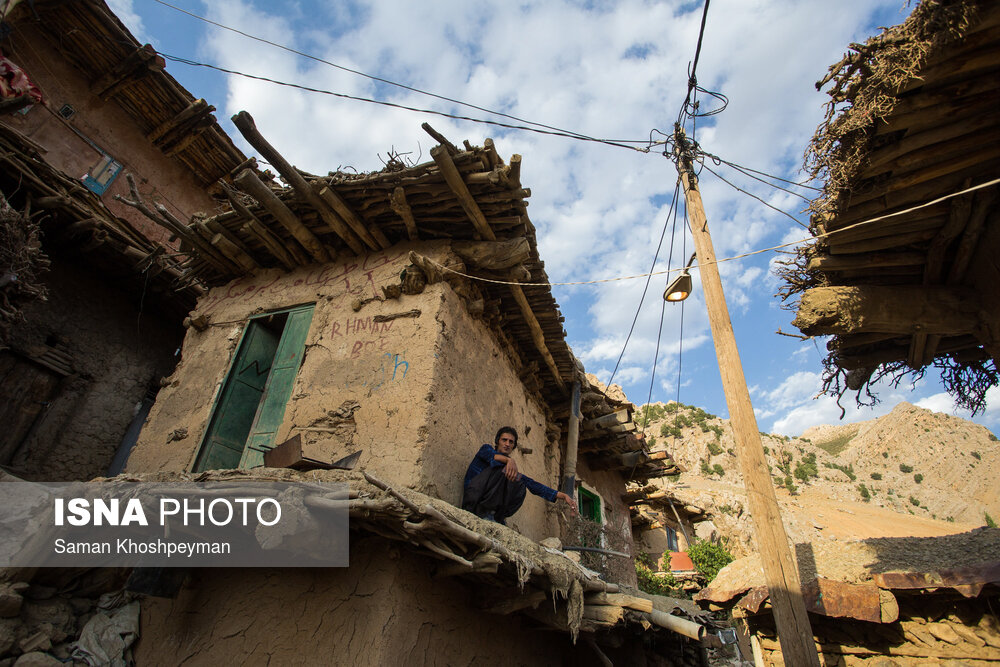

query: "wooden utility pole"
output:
673 127 821 667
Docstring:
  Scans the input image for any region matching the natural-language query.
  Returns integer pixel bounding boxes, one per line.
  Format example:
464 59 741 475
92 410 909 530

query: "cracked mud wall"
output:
126 245 432 482
419 285 557 541
126 242 562 542
134 538 574 666
4 259 180 480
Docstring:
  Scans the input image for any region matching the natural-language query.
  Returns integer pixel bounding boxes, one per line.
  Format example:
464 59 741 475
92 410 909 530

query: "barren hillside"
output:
636 401 999 552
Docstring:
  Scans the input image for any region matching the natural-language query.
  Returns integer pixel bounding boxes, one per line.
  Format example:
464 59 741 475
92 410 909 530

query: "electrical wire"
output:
606 178 682 389
427 177 1000 288
642 172 686 426
709 156 815 202
150 0 654 150
159 53 651 153
698 162 811 230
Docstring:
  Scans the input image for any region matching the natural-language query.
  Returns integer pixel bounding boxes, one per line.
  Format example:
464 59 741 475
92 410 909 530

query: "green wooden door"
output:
240 305 314 468
193 322 281 472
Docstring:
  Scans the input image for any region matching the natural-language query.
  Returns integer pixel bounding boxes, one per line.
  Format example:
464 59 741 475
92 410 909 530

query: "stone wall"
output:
7 258 181 480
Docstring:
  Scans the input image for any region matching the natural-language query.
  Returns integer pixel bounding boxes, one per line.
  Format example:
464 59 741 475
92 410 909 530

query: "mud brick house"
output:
116 112 711 660
0 0 245 481
0 2 725 663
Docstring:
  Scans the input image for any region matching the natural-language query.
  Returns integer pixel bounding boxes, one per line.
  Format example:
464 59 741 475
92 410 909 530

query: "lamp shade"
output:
663 272 692 302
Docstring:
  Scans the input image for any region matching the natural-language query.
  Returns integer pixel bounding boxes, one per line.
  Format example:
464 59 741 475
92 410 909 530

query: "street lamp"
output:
663 253 696 302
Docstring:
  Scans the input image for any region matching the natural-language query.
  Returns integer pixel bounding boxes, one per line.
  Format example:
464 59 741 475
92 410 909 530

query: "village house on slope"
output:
0 2 728 664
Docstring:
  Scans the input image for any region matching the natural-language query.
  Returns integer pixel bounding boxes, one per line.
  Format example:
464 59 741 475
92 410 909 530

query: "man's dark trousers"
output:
462 466 527 524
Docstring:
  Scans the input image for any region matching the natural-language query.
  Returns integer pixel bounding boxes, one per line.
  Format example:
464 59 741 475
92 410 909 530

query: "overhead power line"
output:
159 53 653 153
151 0 655 151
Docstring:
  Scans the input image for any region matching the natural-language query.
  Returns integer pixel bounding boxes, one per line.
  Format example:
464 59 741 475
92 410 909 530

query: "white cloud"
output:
148 0 994 424
107 0 147 43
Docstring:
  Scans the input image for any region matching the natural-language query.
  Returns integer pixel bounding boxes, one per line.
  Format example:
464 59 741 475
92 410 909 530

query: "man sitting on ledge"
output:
462 426 575 525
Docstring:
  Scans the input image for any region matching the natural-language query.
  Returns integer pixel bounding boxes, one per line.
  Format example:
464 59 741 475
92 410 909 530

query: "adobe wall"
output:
7 258 181 481
127 243 565 539
4 23 219 243
420 285 557 542
126 246 429 485
134 538 581 666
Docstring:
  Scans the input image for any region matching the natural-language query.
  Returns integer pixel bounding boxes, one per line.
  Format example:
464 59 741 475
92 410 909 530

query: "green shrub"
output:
635 552 677 595
989 433 998 442
882 452 888 459
648 436 657 448
946 516 955 523
971 451 981 460
712 464 725 477
870 472 882 480
687 541 733 582
707 441 723 456
718 504 733 515
784 476 797 495
909 496 920 506
899 463 914 473
858 484 871 502
700 459 712 476
824 462 856 481
913 473 923 484
665 403 678 414
987 512 997 528
762 446 770 455
794 461 818 484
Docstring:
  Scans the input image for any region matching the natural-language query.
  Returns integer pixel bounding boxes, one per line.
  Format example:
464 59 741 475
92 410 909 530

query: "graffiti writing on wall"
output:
347 352 409 394
331 316 396 359
198 250 406 315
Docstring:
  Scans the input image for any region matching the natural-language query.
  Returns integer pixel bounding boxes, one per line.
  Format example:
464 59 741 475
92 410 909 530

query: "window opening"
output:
82 152 122 195
192 304 314 472
577 486 602 524
665 525 679 552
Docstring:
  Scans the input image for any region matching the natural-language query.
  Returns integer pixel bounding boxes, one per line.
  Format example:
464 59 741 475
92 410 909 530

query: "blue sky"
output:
113 0 1000 435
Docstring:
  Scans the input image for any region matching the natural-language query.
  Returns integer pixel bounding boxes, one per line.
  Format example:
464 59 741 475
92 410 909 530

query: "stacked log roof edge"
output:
789 0 1000 386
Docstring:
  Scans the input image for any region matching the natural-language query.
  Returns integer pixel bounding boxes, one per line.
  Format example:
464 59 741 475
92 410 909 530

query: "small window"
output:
665 525 679 552
82 152 122 195
577 487 602 524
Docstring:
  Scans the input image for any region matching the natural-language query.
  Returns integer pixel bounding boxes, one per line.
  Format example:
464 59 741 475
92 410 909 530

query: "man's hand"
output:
556 492 577 513
504 458 519 481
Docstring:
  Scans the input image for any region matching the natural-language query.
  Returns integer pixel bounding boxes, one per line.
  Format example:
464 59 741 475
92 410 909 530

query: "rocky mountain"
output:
636 400 1000 555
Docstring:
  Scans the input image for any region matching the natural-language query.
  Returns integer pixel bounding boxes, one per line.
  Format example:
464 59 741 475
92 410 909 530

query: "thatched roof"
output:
780 0 1000 412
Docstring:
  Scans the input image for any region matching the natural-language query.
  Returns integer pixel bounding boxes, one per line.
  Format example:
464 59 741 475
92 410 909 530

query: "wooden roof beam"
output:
431 145 496 241
233 168 329 264
231 111 365 255
919 188 999 365
509 283 565 392
91 44 164 100
389 187 419 241
794 285 980 337
807 251 925 272
148 98 212 144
